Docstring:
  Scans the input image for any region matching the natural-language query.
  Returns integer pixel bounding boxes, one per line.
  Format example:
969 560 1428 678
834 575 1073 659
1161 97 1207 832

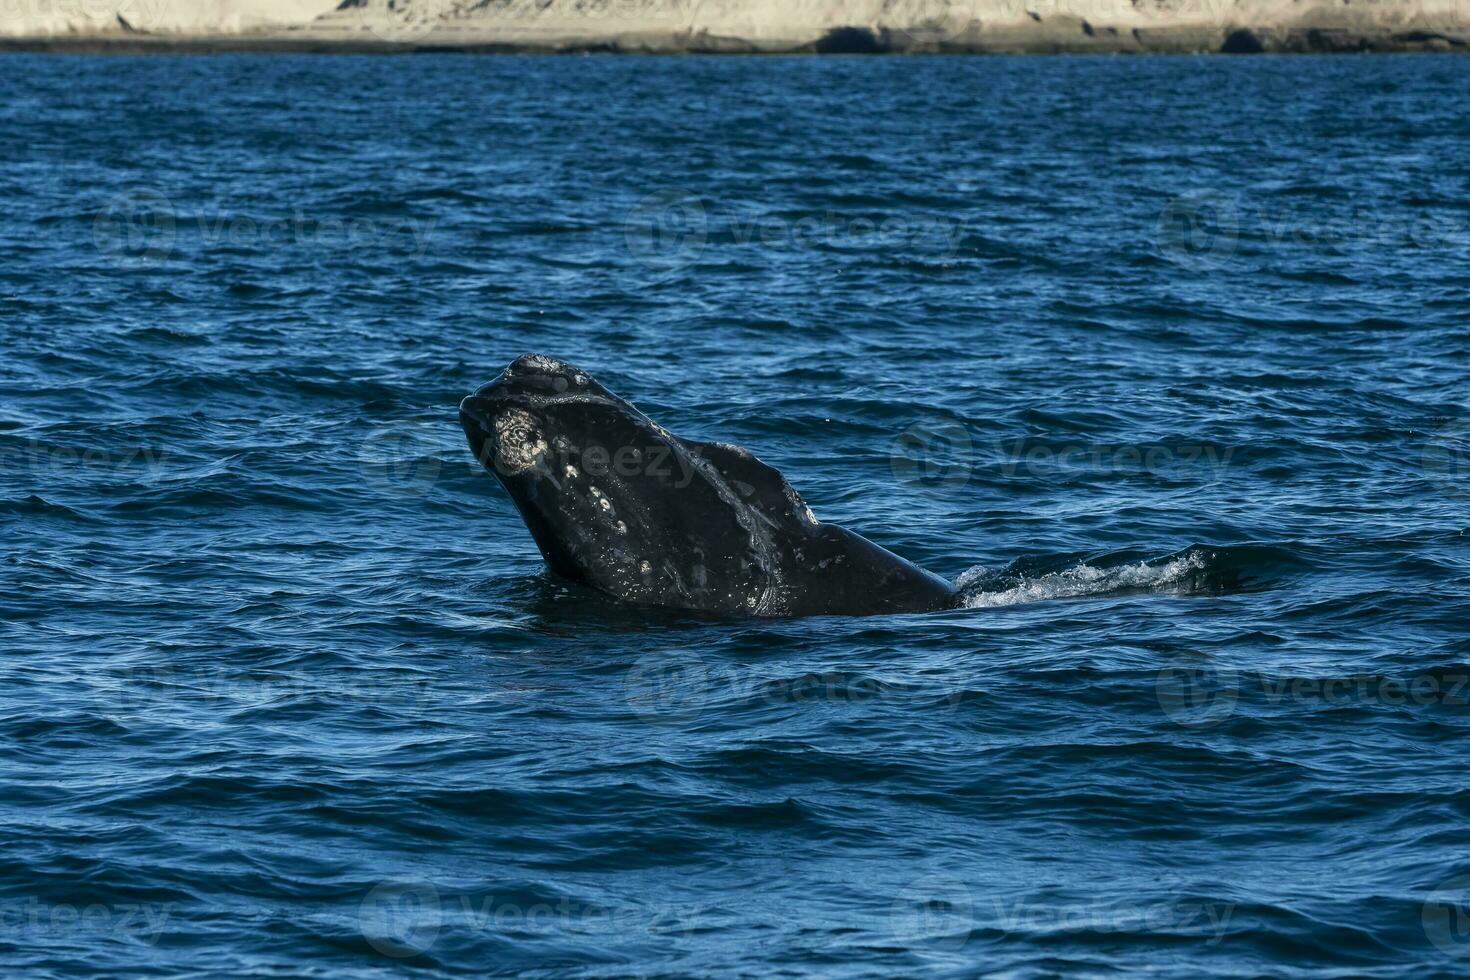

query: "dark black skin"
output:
460 354 958 618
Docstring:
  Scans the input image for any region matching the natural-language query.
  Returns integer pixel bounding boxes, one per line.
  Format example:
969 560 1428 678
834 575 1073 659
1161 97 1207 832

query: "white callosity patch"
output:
492 408 548 474
957 553 1207 609
516 353 563 375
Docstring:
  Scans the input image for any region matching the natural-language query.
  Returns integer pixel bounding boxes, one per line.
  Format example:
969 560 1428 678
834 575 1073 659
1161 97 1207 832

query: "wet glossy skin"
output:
460 354 957 617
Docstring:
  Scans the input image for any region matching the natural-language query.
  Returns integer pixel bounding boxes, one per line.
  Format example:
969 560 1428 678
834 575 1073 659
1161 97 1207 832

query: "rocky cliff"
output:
2 0 1466 52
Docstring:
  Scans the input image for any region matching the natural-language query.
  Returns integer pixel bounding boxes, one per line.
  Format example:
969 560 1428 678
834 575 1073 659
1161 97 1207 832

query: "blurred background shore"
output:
2 0 1467 53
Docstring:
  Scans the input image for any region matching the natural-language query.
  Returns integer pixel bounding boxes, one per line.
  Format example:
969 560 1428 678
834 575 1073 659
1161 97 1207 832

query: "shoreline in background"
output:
2 32 1467 55
1 0 1465 55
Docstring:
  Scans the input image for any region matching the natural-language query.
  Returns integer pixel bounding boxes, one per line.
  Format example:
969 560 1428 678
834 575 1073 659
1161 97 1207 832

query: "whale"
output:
459 354 958 617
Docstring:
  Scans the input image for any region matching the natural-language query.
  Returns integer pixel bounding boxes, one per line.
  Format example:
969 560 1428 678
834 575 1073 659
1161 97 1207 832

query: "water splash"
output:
956 550 1210 609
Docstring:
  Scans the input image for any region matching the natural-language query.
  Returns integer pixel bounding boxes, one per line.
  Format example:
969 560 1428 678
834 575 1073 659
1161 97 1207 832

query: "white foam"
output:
957 552 1206 609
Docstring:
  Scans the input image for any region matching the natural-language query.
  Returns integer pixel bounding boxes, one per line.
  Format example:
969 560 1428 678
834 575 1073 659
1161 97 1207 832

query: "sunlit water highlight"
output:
2 53 1469 978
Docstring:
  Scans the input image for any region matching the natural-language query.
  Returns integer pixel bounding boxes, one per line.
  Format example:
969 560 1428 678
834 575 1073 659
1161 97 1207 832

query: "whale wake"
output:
954 545 1275 609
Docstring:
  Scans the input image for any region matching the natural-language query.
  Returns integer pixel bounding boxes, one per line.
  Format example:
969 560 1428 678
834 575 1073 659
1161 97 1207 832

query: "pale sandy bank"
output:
1 0 1466 52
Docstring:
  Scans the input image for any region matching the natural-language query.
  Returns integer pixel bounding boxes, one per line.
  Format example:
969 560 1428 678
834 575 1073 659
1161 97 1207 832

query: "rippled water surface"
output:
4 53 1470 977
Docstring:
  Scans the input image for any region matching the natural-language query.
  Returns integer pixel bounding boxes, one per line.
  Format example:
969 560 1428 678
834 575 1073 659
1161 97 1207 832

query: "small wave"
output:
0 494 97 522
955 545 1274 609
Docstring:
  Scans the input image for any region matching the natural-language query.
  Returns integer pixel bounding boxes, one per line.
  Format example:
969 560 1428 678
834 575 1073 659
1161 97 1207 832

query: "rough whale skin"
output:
459 354 958 618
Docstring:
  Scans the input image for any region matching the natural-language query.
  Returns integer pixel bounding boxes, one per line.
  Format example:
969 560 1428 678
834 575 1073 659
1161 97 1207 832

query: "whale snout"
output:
461 354 595 476
459 392 497 469
507 352 576 381
462 354 591 420
502 353 591 395
459 392 491 432
460 353 601 447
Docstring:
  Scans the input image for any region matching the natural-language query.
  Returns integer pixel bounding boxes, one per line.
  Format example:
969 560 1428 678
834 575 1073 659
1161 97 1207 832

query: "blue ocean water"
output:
2 51 1470 976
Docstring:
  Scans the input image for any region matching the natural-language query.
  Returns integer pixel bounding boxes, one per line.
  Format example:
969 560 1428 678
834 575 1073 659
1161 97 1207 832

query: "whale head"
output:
459 354 808 613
